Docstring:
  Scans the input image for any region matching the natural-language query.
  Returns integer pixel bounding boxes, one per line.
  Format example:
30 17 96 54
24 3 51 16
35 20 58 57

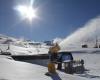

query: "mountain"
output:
0 34 49 55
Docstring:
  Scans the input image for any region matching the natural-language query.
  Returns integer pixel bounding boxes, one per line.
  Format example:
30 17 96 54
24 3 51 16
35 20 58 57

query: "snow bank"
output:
0 55 87 80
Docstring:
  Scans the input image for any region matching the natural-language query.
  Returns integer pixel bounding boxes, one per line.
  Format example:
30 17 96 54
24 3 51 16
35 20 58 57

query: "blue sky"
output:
0 0 100 41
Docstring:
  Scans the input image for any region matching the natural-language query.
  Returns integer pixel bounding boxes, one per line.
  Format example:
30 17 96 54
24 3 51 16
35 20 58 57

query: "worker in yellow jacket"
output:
47 43 60 74
49 43 60 62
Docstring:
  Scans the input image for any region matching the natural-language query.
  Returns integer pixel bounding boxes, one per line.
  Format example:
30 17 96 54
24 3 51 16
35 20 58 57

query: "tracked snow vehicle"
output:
56 51 85 74
48 43 85 74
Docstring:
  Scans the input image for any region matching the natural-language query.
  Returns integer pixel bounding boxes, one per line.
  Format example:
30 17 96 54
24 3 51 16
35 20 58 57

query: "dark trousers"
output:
57 63 62 70
49 53 57 62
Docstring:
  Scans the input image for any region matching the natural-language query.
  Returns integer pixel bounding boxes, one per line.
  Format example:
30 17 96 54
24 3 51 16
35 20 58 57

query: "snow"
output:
0 55 87 80
0 43 49 55
72 53 100 80
0 34 49 55
0 34 100 80
0 53 100 80
60 48 100 53
9 45 49 55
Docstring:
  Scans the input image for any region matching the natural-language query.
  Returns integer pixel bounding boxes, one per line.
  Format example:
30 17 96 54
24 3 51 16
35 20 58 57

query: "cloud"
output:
60 16 100 49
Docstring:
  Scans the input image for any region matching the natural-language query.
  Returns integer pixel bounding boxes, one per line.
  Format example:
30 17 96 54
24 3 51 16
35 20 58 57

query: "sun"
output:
14 0 38 22
15 5 37 21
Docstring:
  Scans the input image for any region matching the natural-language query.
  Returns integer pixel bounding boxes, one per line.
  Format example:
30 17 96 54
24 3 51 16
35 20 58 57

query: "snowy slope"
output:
0 44 49 55
9 45 49 55
0 55 88 80
0 34 18 44
0 34 49 55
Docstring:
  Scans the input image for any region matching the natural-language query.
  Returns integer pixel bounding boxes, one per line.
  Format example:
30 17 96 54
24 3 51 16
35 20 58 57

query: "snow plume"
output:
53 37 63 44
60 16 100 49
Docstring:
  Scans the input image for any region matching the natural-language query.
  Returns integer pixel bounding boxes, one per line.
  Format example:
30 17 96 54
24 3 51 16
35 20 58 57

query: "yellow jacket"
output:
49 43 60 53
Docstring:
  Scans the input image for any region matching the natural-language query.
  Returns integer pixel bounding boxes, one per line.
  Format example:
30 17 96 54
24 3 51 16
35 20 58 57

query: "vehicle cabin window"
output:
58 52 73 62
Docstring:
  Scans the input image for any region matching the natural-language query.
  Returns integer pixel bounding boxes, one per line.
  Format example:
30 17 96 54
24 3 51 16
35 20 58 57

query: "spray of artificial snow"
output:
60 16 100 49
